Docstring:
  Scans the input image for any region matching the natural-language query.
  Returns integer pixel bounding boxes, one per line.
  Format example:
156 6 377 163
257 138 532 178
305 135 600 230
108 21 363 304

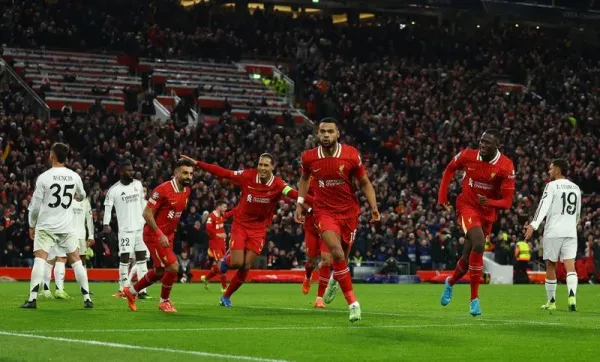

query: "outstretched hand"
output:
180 155 198 165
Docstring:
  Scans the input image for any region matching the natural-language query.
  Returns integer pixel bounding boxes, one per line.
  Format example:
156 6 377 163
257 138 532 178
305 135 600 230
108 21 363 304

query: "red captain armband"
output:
154 229 165 238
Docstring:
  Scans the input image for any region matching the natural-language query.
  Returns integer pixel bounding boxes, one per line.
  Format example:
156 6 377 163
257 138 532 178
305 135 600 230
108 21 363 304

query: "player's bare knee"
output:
134 252 146 261
166 262 179 273
330 247 345 262
66 253 80 265
35 250 49 260
563 259 576 272
120 253 130 263
155 267 166 278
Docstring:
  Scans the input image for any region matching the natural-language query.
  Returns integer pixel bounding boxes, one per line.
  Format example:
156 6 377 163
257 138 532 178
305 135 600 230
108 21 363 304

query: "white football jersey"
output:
103 180 145 232
28 167 86 234
530 178 581 238
72 198 94 240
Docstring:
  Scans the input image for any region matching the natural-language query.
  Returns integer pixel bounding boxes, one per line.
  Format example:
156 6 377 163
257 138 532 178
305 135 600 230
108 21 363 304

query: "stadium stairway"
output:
2 48 309 124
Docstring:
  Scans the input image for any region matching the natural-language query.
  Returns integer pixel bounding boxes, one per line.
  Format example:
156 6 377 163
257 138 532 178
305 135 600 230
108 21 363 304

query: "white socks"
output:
119 262 130 291
54 261 66 292
72 260 91 301
29 258 46 301
545 279 557 302
566 272 578 297
136 260 148 294
43 261 53 291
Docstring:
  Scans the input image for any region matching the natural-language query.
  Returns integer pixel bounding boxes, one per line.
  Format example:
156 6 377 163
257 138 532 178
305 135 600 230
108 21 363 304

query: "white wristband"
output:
297 197 305 204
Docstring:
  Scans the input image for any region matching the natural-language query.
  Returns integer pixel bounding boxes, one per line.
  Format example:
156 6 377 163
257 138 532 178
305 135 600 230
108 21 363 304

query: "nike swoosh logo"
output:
468 168 475 170
248 186 258 190
312 168 321 173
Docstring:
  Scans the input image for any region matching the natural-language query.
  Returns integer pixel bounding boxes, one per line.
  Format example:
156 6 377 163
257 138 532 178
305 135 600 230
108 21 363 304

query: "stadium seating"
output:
0 3 598 275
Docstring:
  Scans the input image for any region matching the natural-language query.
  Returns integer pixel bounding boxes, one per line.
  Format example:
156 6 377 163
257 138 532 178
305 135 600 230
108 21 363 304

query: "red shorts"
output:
144 235 177 268
230 222 266 255
314 213 357 248
208 247 226 260
305 213 330 258
456 203 493 237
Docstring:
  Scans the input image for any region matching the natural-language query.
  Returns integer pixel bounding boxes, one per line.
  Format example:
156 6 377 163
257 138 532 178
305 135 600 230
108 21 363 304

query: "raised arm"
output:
282 185 314 207
181 155 244 183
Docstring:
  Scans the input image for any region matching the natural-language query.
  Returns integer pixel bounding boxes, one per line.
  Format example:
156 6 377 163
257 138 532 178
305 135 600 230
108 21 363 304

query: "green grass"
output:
1 281 599 361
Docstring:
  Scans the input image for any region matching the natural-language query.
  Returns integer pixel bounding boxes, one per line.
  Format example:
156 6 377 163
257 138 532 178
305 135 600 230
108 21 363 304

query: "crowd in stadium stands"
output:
0 2 599 277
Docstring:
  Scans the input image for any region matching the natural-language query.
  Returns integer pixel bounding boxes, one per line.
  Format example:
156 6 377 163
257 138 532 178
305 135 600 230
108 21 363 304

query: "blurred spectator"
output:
178 251 193 283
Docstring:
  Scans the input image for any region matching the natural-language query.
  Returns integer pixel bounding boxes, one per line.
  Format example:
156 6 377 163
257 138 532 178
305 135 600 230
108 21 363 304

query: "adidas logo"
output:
121 192 126 196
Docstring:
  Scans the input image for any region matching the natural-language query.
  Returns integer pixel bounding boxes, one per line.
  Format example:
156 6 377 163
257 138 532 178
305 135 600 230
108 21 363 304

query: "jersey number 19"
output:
561 192 578 215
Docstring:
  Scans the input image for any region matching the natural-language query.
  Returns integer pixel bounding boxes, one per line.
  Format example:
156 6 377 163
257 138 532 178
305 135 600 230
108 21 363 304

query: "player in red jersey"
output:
201 201 234 292
181 153 312 307
302 176 332 309
123 159 193 313
438 129 515 316
295 118 380 323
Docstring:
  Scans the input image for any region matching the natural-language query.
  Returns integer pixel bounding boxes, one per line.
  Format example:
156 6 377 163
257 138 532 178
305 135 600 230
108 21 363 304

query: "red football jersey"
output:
206 210 226 249
439 148 515 220
301 143 366 217
227 169 289 228
144 179 190 238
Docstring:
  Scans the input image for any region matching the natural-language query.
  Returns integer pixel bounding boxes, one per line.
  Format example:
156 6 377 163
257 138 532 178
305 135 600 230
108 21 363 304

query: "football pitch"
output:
1 282 599 361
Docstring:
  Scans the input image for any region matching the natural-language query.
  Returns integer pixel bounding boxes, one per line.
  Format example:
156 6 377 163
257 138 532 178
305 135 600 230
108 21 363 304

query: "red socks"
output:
332 260 356 305
206 264 219 280
317 264 330 298
220 273 227 289
449 257 468 286
160 270 178 301
133 268 161 293
305 261 315 280
469 252 484 301
224 269 247 298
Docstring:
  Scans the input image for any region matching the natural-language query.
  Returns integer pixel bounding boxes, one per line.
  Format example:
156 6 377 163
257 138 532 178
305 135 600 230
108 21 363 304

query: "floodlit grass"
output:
1 282 599 361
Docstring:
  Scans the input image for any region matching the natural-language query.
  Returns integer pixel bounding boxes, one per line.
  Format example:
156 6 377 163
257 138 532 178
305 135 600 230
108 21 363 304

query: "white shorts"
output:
35 230 77 257
543 237 577 262
78 239 87 255
118 230 146 256
47 245 67 260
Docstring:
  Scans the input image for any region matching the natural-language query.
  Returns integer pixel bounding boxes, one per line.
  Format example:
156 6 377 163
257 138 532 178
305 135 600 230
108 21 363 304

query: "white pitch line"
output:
11 323 484 334
238 305 561 326
0 331 291 362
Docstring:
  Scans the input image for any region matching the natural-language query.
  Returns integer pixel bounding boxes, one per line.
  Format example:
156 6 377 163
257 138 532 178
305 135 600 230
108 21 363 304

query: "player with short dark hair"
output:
295 118 380 322
438 129 516 316
181 154 312 307
123 159 193 313
525 158 581 311
50 142 69 163
201 201 235 292
104 160 149 299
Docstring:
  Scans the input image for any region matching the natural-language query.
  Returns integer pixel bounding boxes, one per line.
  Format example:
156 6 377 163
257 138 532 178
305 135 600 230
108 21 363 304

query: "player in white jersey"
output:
127 189 150 286
104 160 149 299
22 143 93 309
72 195 95 266
40 194 95 300
525 158 582 312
